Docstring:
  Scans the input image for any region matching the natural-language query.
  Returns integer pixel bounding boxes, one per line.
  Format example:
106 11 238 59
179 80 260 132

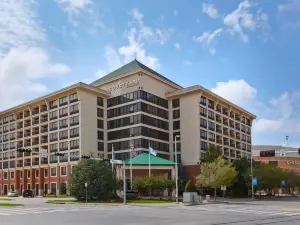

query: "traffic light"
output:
81 155 90 159
54 152 65 156
260 150 275 157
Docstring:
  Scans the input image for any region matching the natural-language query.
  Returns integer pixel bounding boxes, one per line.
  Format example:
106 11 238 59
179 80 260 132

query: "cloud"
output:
174 42 180 49
193 29 223 55
0 0 70 110
202 3 218 18
104 45 122 72
278 0 300 12
211 80 257 106
129 8 173 45
174 10 178 16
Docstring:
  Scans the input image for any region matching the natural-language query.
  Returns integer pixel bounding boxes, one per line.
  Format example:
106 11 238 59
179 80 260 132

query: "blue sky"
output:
0 0 300 146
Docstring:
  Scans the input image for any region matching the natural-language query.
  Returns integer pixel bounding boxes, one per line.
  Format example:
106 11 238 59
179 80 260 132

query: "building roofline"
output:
93 67 182 90
0 82 110 116
166 85 256 119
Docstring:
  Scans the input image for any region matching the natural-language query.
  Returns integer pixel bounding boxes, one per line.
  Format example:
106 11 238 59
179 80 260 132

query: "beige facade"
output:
0 60 256 194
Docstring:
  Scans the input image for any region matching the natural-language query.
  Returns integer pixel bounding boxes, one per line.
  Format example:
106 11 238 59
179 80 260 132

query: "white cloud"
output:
202 3 218 18
278 0 300 12
129 8 173 45
0 0 70 110
211 80 257 106
96 70 106 78
174 42 180 49
174 10 178 16
104 45 122 72
56 0 91 14
119 28 159 70
193 29 222 55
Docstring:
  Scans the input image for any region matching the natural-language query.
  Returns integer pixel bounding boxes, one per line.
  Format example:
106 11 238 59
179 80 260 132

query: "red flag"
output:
131 144 137 157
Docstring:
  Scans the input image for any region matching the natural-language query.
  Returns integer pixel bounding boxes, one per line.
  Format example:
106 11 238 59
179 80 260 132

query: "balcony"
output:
41 127 48 133
60 157 68 162
70 121 79 126
59 124 68 129
17 153 23 158
229 122 234 128
59 101 68 107
60 136 68 141
216 115 222 123
209 137 215 142
17 124 23 129
216 139 222 144
24 142 31 147
235 115 240 121
16 115 23 120
32 141 39 146
32 161 39 166
230 132 235 138
236 133 241 140
41 105 48 112
24 152 31 157
70 156 79 162
24 162 31 167
17 163 23 167
40 117 48 123
24 132 31 137
49 116 57 121
24 112 30 118
236 143 241 149
50 148 58 153
70 98 78 104
50 159 58 164
222 109 228 116
50 126 57 131
216 106 222 113
41 139 48 144
24 122 31 127
235 124 240 130
32 119 39 125
70 109 79 115
230 112 234 119
223 129 229 136
70 133 79 138
230 151 236 158
60 147 68 151
223 140 229 146
230 142 235 148
32 130 39 135
41 159 48 165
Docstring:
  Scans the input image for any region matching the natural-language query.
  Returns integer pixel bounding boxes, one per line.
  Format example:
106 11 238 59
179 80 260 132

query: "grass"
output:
47 199 175 204
0 203 24 207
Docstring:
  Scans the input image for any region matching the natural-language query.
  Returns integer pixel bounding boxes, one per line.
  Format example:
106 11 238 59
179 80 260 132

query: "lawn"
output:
0 203 24 207
47 199 175 204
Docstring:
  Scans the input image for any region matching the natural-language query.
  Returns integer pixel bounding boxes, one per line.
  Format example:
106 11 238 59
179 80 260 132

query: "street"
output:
2 198 300 225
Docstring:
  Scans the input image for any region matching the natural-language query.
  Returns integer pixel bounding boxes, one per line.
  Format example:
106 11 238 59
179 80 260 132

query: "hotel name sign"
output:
109 79 140 91
287 161 300 166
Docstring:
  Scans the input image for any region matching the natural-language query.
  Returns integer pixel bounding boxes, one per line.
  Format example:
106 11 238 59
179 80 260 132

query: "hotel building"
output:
0 60 256 195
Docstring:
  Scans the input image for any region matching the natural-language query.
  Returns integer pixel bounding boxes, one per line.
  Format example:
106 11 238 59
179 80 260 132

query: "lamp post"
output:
175 135 180 204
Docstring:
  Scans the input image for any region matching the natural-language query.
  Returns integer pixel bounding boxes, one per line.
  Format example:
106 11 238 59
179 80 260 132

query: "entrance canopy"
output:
124 153 176 166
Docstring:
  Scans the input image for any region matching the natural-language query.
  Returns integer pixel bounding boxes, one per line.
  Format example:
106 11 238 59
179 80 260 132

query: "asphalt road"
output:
2 201 300 225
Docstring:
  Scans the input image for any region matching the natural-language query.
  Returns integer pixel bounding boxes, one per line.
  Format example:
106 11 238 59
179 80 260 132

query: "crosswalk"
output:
179 204 300 217
0 205 107 216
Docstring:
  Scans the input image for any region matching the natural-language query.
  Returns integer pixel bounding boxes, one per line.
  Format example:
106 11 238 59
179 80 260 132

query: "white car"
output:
8 191 18 197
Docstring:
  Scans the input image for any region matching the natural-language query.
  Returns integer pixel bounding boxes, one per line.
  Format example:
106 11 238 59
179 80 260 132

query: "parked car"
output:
7 191 18 197
23 190 34 198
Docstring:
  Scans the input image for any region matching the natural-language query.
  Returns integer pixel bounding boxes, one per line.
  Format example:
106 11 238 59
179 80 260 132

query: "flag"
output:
149 146 157 156
131 144 137 157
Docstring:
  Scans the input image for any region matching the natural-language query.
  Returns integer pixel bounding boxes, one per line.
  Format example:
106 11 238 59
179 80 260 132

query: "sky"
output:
0 0 300 146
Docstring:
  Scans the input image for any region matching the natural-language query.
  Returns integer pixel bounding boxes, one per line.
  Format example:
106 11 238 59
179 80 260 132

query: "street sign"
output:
252 177 257 186
281 180 286 187
221 185 226 191
110 159 123 164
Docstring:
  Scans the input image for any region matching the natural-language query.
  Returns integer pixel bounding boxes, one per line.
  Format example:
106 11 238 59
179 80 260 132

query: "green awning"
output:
124 153 175 166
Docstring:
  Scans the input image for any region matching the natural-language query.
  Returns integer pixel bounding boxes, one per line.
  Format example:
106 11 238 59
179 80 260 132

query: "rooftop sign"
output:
109 79 140 91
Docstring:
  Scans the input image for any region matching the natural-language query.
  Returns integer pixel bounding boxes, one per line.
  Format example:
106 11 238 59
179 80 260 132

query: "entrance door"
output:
35 184 39 196
44 183 48 194
3 185 8 195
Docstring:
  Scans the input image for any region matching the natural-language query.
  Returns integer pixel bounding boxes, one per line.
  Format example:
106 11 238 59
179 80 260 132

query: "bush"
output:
126 193 137 200
184 180 197 192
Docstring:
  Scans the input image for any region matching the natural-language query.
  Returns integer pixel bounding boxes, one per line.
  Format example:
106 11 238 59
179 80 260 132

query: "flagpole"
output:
111 144 114 171
149 145 151 177
130 136 133 191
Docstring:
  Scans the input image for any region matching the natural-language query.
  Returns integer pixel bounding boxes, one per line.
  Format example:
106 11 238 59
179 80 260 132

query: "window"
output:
97 108 103 118
208 110 214 120
10 171 14 179
200 130 207 139
59 130 68 140
98 131 104 140
59 107 68 117
59 96 68 106
49 132 58 141
49 111 58 120
173 110 180 119
70 127 79 138
50 168 56 177
50 143 58 152
69 104 79 114
59 142 68 151
50 183 57 194
172 99 180 108
200 96 206 105
200 118 207 128
36 170 39 177
49 121 58 131
70 93 78 102
208 99 214 109
61 167 67 176
97 120 104 129
49 100 58 109
200 141 207 150
173 121 180 130
44 168 48 177
70 139 79 149
200 107 207 117
70 116 79 126
98 142 104 151
27 184 31 190
97 97 103 106
208 132 215 141
10 184 14 192
208 121 215 131
59 119 68 128
3 172 8 180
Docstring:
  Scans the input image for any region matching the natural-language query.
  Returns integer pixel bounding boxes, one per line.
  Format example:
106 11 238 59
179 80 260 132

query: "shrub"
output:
184 180 197 192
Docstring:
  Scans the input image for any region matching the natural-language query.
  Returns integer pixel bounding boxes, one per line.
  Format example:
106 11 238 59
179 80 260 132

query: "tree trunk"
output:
214 187 217 200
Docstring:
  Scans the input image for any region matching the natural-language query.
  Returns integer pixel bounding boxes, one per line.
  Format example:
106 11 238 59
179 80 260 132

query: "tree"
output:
70 158 117 201
184 180 197 192
231 157 251 197
202 145 223 163
196 156 237 200
166 178 176 198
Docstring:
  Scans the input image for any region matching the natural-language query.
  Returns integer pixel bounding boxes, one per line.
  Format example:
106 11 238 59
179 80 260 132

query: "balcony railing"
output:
224 141 229 146
41 139 48 144
32 110 39 115
41 128 48 133
24 142 31 147
50 159 58 164
32 130 39 135
32 161 39 166
17 125 23 129
17 163 23 167
41 159 48 164
32 141 39 145
60 157 68 162
17 115 23 120
70 134 79 138
24 162 31 166
40 117 48 123
70 110 79 115
24 132 31 137
50 148 58 153
41 106 48 112
60 147 68 151
216 140 222 144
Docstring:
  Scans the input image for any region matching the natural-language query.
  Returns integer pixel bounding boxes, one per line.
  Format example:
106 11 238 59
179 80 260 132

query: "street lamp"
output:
174 135 180 204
